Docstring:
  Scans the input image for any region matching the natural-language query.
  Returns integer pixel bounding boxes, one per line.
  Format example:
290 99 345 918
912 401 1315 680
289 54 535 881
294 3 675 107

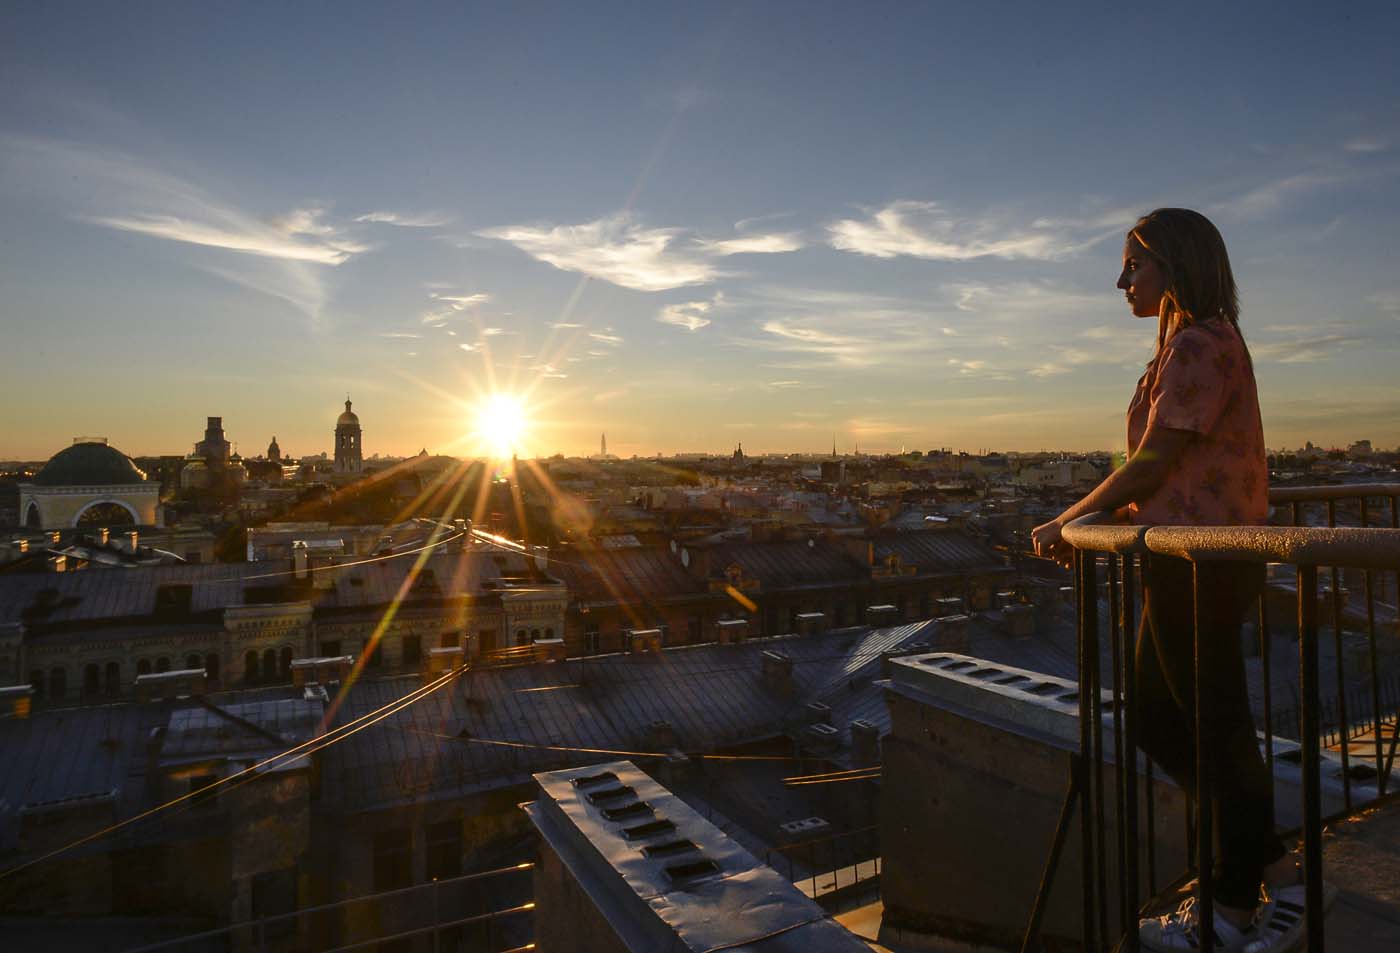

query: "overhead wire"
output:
0 662 470 882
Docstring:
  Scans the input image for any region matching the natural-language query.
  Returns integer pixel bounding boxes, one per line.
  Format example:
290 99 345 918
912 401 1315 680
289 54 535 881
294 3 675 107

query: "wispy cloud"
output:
1343 138 1388 154
549 321 583 329
1252 334 1360 364
828 200 1110 262
479 213 721 291
589 331 624 345
7 136 355 318
355 210 450 227
657 292 725 331
1209 172 1341 220
379 331 422 339
478 212 804 291
697 232 805 255
98 202 368 266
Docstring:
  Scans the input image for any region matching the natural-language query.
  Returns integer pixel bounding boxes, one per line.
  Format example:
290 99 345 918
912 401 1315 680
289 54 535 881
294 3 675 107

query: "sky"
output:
3 2 1399 461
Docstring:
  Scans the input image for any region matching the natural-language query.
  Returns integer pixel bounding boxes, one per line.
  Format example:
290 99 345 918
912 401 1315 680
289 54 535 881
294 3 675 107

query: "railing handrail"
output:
1064 517 1400 568
1268 483 1400 503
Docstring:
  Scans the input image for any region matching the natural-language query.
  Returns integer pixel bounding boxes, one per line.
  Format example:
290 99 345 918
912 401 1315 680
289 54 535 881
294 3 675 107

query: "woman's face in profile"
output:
1116 238 1165 319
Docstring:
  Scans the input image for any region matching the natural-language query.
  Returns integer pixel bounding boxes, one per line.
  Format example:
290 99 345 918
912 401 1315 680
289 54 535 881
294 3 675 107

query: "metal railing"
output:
763 824 881 906
1028 484 1400 953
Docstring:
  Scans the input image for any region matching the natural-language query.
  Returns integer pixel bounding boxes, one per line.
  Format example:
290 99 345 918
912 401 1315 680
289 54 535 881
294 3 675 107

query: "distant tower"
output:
195 417 231 465
732 442 745 465
832 435 838 459
335 398 363 474
601 433 607 457
267 436 281 463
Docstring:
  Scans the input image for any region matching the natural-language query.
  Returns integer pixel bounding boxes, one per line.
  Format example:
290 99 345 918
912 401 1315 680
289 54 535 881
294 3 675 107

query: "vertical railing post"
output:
1298 564 1326 953
1260 587 1275 778
1362 498 1386 796
1121 553 1140 953
432 876 441 953
1329 502 1353 810
1191 561 1215 952
1076 548 1100 951
1108 555 1131 942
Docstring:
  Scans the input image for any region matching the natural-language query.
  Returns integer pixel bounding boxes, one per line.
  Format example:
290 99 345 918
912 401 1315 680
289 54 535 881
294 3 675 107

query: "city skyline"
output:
4 3 1399 459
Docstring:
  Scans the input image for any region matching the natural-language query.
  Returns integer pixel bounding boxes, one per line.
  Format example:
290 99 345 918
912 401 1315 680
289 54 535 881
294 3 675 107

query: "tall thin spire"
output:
601 432 607 456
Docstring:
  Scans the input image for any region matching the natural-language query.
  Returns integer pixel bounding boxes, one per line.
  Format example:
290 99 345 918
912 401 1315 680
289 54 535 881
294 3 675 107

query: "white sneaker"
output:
1140 896 1260 952
1246 882 1339 952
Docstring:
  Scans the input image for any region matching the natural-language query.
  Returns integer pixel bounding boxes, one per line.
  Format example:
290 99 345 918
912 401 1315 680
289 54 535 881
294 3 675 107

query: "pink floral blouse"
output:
1126 319 1268 527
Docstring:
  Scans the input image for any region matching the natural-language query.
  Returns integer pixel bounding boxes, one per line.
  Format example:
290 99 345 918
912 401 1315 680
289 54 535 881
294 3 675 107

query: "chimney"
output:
849 719 880 768
48 555 66 573
716 618 748 644
96 527 109 546
12 538 28 555
932 614 971 653
49 531 61 545
804 701 832 726
124 531 139 554
760 650 793 698
292 540 309 580
628 629 662 656
0 685 33 719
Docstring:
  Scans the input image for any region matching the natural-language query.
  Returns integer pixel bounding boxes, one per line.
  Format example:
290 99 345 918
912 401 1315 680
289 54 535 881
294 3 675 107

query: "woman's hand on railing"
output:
1031 519 1075 569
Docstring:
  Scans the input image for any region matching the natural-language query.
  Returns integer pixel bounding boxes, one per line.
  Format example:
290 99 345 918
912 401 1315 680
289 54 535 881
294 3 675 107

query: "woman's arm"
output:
1031 424 1195 565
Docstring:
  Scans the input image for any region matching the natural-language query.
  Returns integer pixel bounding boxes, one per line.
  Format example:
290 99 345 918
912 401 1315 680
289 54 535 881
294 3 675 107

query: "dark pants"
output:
1135 554 1285 909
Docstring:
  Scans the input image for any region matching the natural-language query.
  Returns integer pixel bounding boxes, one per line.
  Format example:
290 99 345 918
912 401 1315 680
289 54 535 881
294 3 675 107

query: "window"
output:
30 670 45 699
105 661 121 695
156 657 170 673
49 667 66 700
584 625 600 655
245 650 259 684
425 819 462 881
262 649 277 681
530 628 540 640
185 654 201 671
515 629 527 646
137 658 152 677
402 634 422 666
205 653 220 683
373 829 412 891
83 663 100 697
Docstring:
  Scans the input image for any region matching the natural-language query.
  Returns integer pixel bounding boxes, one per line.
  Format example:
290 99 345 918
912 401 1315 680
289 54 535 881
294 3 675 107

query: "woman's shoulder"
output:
1163 319 1242 360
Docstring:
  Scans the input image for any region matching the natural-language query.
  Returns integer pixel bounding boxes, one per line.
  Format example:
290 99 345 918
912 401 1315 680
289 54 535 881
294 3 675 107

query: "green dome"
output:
34 442 148 486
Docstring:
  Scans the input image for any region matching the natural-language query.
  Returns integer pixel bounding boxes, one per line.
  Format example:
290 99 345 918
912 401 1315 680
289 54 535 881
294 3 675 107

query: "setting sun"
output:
474 393 528 459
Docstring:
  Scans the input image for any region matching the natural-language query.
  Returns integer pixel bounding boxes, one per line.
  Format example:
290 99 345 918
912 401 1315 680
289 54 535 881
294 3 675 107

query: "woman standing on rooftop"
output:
1031 209 1312 952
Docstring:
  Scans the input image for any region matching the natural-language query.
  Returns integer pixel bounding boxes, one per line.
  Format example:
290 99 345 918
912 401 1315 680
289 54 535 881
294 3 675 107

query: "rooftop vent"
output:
621 818 676 840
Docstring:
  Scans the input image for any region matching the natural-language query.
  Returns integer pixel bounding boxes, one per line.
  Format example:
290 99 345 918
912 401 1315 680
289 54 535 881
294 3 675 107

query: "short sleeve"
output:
1145 328 1230 435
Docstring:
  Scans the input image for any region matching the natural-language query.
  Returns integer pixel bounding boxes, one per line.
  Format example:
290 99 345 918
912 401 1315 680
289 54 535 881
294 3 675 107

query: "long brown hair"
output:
1129 208 1243 357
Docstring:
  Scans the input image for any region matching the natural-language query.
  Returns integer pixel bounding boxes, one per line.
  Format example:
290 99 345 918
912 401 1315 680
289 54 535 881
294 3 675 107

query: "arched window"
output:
530 628 540 641
49 667 67 700
83 664 101 697
185 654 201 672
105 661 121 695
263 649 277 682
24 502 42 529
137 658 152 676
205 653 220 683
279 647 292 680
156 657 170 673
245 650 259 683
30 670 45 699
76 501 136 527
516 629 527 646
